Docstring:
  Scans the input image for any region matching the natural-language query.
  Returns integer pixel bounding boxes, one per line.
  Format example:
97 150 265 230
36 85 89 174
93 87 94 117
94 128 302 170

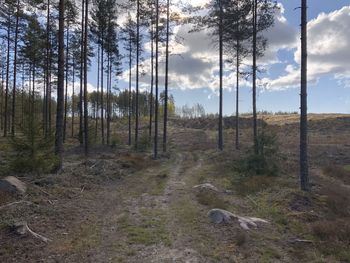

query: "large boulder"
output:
0 176 27 195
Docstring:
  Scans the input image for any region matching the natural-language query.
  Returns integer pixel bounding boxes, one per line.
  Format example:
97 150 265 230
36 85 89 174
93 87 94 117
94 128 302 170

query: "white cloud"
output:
267 5 350 90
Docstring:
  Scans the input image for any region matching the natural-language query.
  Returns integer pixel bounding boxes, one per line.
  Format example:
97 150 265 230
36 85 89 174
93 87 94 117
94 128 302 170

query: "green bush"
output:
136 131 151 152
8 118 57 174
111 134 121 148
235 125 280 177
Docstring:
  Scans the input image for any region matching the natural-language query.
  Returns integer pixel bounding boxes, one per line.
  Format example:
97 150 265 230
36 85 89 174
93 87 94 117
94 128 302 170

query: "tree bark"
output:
106 53 110 145
11 0 20 137
83 0 89 155
252 0 258 154
79 0 85 145
154 0 159 159
149 16 154 141
45 0 51 136
163 0 170 153
4 17 11 137
128 33 132 146
300 0 309 191
95 44 100 142
135 0 140 149
218 0 223 151
63 25 69 142
100 34 105 144
0 67 4 130
55 0 65 170
72 58 75 137
235 39 240 150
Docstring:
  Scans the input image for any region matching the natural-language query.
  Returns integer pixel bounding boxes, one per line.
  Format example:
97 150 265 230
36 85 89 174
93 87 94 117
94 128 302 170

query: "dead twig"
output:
15 222 52 243
0 200 33 210
288 238 314 244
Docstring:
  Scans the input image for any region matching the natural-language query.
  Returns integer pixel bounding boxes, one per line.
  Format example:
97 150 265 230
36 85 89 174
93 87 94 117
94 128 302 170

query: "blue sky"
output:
86 1 350 115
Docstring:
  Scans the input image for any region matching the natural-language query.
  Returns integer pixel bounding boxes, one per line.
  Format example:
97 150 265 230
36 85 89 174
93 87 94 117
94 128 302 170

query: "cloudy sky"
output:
87 0 350 115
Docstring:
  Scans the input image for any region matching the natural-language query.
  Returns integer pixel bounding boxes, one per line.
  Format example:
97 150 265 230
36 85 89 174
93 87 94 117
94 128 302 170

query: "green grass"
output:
117 209 171 246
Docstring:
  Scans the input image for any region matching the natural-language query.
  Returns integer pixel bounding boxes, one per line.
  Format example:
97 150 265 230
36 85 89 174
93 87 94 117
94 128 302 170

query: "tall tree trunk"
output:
32 64 35 117
63 25 69 142
218 0 223 150
1 66 4 130
79 0 85 145
55 0 65 170
106 53 110 145
128 34 132 146
72 58 75 137
4 17 11 137
108 58 112 144
21 66 24 126
45 0 51 136
149 15 154 140
154 0 159 159
135 0 140 149
100 36 105 144
163 0 170 152
95 44 100 142
11 0 20 136
300 0 309 191
235 39 240 150
252 0 258 154
83 0 89 155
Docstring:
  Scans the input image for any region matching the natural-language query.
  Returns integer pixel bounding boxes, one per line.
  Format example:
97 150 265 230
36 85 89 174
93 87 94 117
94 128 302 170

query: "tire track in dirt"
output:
126 151 206 263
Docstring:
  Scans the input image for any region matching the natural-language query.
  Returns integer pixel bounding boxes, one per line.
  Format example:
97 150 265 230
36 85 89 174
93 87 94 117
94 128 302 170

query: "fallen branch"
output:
14 222 52 243
0 200 33 210
288 238 314 244
89 161 100 169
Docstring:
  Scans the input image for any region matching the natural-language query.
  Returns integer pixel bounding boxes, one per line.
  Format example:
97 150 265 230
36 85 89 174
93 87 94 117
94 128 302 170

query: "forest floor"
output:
1 114 350 262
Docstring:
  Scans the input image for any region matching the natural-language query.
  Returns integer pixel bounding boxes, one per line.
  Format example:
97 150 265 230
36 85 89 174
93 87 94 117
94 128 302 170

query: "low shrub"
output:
136 131 151 152
7 118 57 174
235 125 281 177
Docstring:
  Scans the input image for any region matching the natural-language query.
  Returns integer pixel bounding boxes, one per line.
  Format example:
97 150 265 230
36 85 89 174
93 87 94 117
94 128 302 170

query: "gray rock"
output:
207 208 269 230
207 208 236 224
0 176 27 195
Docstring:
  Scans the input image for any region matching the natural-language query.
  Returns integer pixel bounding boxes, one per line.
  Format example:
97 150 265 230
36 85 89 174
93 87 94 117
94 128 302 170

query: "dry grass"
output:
323 164 350 185
232 175 277 196
312 219 350 242
195 191 227 210
320 182 350 217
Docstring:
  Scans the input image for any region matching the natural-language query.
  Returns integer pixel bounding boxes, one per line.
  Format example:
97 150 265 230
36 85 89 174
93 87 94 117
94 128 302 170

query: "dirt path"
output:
46 148 210 263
